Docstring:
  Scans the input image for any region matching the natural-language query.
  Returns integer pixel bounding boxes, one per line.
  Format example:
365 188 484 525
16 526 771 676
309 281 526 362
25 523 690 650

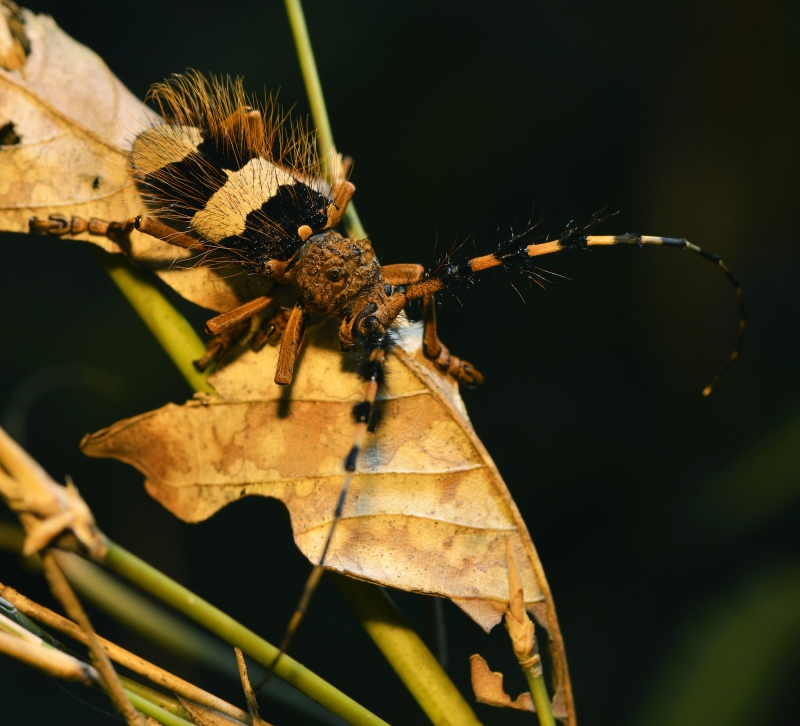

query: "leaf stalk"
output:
283 0 366 239
103 540 388 726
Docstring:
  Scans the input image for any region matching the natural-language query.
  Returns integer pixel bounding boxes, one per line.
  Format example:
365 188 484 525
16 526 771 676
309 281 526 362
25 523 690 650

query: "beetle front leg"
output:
422 293 484 387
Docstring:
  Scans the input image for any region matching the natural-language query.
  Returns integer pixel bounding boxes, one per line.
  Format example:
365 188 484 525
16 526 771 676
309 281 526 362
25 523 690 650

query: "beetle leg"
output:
274 301 309 386
422 293 484 387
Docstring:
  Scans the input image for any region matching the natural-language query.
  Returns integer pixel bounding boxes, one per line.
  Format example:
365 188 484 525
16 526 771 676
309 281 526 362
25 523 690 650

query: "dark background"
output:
2 1 799 725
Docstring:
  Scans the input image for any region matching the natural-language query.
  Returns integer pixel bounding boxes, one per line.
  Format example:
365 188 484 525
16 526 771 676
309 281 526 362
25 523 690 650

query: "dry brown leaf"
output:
469 653 535 712
0 3 270 313
82 316 575 720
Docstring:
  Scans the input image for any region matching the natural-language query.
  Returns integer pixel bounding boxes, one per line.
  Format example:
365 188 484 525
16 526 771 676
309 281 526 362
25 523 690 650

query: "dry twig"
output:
0 581 253 724
0 427 107 559
0 626 97 685
0 426 142 723
42 550 146 725
235 647 271 726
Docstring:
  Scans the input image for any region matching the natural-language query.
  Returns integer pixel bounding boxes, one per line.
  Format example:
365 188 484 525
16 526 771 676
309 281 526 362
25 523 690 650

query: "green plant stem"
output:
284 3 482 723
283 4 483 724
55 551 230 667
523 666 556 726
125 690 195 726
92 248 214 394
104 540 388 726
120 677 193 720
334 575 482 726
0 528 363 724
283 0 366 240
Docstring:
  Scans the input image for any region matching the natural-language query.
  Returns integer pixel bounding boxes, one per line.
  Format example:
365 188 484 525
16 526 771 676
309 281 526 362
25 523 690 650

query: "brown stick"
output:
235 648 270 726
0 628 97 686
0 582 253 725
42 551 146 726
274 301 308 386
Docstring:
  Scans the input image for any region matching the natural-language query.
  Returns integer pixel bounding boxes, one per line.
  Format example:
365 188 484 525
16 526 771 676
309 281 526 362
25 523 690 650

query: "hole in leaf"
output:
0 121 21 146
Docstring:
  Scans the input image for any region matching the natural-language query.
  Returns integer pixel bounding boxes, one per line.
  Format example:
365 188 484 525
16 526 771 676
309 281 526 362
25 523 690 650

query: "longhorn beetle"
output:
31 70 746 672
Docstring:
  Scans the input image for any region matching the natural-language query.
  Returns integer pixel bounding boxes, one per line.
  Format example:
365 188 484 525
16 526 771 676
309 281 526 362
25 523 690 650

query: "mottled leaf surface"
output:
83 318 574 718
0 6 268 312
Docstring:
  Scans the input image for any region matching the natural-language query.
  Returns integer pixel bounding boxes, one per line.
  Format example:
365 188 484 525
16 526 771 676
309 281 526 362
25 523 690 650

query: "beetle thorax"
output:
279 229 407 349
281 230 380 315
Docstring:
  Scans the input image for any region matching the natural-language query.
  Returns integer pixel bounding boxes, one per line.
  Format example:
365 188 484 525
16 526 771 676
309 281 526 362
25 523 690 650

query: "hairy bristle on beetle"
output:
131 71 338 273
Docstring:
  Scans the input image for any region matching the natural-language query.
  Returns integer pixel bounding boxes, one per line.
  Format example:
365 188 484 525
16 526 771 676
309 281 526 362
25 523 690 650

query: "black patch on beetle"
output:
216 182 330 264
352 401 371 423
141 153 229 220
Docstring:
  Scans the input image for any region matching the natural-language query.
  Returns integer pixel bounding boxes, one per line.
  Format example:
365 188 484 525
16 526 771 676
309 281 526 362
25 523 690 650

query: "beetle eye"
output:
326 267 344 281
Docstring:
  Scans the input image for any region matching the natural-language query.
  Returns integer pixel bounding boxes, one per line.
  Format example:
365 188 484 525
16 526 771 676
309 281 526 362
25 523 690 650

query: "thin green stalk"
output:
125 690 195 726
54 551 231 667
283 0 366 240
92 248 214 394
104 540 388 726
120 677 193 720
334 575 482 726
523 666 556 726
0 526 363 724
284 4 483 724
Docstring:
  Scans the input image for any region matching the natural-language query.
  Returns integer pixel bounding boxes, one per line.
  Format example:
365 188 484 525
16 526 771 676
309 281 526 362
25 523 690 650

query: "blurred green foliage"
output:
635 563 800 726
636 406 800 726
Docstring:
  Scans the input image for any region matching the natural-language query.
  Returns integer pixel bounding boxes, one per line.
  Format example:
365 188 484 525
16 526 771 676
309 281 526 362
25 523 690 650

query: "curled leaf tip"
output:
469 653 535 712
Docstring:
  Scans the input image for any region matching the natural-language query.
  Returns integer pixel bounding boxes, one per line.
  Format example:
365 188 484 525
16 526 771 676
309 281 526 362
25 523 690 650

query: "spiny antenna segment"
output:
259 344 387 687
406 225 745 396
